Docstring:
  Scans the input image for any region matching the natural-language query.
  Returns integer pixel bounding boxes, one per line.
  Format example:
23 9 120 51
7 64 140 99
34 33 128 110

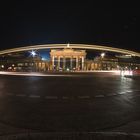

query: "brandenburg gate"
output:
50 45 86 71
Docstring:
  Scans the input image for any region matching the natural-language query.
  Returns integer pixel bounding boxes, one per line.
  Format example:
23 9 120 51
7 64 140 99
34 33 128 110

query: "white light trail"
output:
0 70 122 77
0 72 72 77
0 44 140 57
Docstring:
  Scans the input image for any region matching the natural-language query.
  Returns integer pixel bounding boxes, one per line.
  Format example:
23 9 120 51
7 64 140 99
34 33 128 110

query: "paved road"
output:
0 73 140 134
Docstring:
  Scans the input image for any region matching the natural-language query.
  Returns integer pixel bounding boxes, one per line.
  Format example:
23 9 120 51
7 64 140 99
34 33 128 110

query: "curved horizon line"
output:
0 44 140 57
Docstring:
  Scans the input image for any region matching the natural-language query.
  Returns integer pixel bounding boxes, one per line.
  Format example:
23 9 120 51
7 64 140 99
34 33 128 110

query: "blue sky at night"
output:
38 49 50 60
36 49 105 60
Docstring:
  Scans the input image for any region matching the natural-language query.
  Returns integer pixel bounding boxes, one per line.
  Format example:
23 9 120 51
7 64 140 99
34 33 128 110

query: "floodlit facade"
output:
0 54 50 72
0 44 140 72
50 48 86 71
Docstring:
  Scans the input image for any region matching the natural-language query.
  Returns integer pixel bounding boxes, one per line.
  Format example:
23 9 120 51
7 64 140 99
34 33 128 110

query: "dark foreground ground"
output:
0 72 140 139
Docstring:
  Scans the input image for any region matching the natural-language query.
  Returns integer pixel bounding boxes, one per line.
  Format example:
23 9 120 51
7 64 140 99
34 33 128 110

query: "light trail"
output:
76 70 121 73
0 72 72 77
0 71 121 77
0 44 140 57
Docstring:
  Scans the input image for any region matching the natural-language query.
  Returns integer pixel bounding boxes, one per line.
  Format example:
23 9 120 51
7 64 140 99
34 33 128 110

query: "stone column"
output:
58 56 60 71
41 62 43 71
52 56 54 70
44 62 47 71
76 57 79 70
70 57 73 70
36 62 38 72
93 62 95 70
37 62 39 71
63 57 66 70
82 56 84 71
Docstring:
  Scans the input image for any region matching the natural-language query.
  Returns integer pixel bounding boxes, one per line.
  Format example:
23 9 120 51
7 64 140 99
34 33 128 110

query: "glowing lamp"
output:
101 53 105 58
30 50 36 57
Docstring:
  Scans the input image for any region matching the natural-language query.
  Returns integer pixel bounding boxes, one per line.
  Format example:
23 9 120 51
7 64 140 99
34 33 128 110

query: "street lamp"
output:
1 65 4 68
100 53 105 70
29 50 37 72
30 50 36 57
101 53 105 58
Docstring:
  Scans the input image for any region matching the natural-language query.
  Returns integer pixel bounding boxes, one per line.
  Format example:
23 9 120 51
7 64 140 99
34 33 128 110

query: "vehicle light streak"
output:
0 70 121 77
0 44 140 57
0 72 72 77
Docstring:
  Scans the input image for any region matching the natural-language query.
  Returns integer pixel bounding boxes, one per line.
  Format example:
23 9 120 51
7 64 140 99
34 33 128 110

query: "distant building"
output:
50 48 86 71
0 53 50 72
0 49 140 72
86 56 119 70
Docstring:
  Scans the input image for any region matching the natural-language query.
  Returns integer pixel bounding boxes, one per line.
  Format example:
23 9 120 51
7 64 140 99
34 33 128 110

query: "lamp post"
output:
101 53 105 70
101 53 105 58
30 50 36 72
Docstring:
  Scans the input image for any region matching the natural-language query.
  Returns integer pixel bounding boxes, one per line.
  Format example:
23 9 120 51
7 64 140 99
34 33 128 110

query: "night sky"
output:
0 1 139 52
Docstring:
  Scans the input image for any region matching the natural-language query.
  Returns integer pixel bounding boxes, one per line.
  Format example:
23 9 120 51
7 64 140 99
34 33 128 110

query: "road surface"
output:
0 72 140 135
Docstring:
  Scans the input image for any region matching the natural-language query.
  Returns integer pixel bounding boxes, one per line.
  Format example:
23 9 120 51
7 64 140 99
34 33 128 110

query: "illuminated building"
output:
0 44 140 72
50 48 86 71
0 53 50 72
86 56 119 70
